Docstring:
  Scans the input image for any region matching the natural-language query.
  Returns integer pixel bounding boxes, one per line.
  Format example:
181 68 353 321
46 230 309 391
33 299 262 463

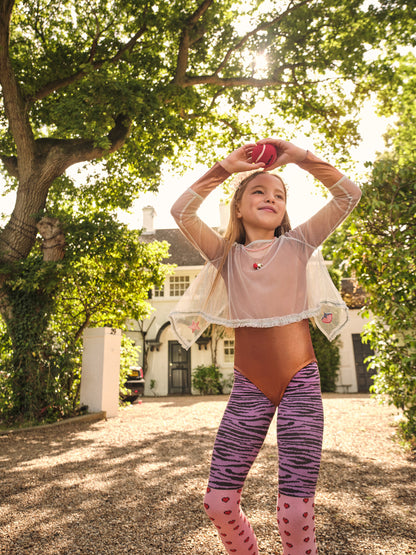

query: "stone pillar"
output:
80 327 121 417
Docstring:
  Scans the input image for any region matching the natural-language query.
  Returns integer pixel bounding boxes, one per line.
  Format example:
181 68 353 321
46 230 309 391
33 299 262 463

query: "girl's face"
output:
236 173 286 244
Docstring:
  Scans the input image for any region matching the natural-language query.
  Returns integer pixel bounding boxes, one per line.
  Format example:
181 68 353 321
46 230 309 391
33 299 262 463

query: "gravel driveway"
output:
1 394 415 555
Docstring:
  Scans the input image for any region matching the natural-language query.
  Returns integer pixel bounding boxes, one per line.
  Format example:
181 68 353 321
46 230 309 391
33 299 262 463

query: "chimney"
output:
218 201 229 234
142 205 156 234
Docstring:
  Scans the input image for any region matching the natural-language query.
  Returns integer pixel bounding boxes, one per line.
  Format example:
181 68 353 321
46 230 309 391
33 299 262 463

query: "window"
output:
153 286 164 297
224 339 235 363
169 275 190 297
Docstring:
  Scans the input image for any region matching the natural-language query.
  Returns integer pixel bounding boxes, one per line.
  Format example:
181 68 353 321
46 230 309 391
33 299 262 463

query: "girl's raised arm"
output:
293 150 361 249
171 145 264 261
255 138 361 248
171 163 230 261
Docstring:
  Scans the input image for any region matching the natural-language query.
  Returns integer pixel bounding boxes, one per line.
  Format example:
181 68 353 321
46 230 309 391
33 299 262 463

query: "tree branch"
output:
73 313 91 345
0 114 131 265
35 114 132 175
188 0 214 26
0 0 36 168
173 0 214 84
215 1 312 76
174 0 313 87
31 22 148 102
181 75 293 88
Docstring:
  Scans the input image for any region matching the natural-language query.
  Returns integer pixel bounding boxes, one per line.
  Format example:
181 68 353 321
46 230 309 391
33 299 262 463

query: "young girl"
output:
169 138 361 555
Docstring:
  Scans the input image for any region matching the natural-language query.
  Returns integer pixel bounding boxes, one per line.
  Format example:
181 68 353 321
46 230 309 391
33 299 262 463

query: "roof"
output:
140 228 207 266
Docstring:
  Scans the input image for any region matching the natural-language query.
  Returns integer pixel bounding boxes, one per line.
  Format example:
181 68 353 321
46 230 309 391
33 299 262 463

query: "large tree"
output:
0 0 414 420
1 0 410 267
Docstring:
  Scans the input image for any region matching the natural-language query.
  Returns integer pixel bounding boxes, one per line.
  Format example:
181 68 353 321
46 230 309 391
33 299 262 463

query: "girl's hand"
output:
257 138 307 170
219 144 266 174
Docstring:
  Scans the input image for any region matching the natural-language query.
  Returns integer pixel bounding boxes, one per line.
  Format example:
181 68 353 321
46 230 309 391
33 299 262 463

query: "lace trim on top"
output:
170 303 345 330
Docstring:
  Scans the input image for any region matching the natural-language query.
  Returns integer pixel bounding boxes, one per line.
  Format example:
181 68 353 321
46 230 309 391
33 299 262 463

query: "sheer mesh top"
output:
168 151 362 405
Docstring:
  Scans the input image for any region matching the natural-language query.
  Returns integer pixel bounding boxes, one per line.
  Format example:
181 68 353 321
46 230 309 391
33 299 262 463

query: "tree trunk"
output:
36 217 65 262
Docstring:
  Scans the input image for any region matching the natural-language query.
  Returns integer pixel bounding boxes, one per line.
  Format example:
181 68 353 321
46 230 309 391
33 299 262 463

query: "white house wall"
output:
143 324 234 397
336 309 372 393
126 267 234 397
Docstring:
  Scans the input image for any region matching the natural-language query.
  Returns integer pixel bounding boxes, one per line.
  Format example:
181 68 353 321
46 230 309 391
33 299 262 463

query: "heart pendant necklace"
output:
244 241 273 270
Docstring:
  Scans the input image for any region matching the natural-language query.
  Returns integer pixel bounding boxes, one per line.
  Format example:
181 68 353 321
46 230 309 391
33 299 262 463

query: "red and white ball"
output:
251 143 278 168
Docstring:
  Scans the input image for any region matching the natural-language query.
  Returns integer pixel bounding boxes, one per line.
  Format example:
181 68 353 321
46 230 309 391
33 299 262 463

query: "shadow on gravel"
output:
239 442 416 555
1 420 416 554
316 448 416 554
0 423 217 554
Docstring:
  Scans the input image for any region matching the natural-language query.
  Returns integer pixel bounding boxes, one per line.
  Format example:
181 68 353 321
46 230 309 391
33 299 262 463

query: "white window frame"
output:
153 285 164 297
169 275 190 297
223 339 235 363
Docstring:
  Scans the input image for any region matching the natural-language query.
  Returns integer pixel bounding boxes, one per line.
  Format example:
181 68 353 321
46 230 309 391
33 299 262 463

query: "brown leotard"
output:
234 321 316 406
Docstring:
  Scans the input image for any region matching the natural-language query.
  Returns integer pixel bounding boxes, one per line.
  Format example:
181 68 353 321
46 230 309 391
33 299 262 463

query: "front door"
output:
168 341 191 395
352 333 377 393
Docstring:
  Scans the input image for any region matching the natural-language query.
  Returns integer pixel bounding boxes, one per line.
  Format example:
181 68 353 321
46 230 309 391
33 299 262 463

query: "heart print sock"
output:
203 487 258 554
277 493 318 555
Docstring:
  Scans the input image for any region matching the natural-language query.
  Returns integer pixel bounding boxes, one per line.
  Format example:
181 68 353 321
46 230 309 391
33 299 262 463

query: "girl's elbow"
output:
354 188 363 204
170 204 181 223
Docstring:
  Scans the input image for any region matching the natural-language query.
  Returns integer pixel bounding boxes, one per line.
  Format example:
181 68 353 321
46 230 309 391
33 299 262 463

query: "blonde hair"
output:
206 171 291 303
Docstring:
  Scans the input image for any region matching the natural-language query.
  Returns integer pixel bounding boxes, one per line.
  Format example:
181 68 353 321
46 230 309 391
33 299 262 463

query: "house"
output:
126 206 374 397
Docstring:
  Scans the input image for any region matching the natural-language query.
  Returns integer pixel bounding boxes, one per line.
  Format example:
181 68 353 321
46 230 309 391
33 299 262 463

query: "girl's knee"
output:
203 487 242 520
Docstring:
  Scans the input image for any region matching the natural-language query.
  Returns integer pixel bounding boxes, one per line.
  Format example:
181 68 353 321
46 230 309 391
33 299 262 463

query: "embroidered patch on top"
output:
321 312 333 324
190 320 200 333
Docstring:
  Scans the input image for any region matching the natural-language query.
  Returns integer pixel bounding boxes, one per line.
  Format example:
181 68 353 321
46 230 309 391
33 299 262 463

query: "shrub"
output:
192 364 224 395
309 323 341 393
